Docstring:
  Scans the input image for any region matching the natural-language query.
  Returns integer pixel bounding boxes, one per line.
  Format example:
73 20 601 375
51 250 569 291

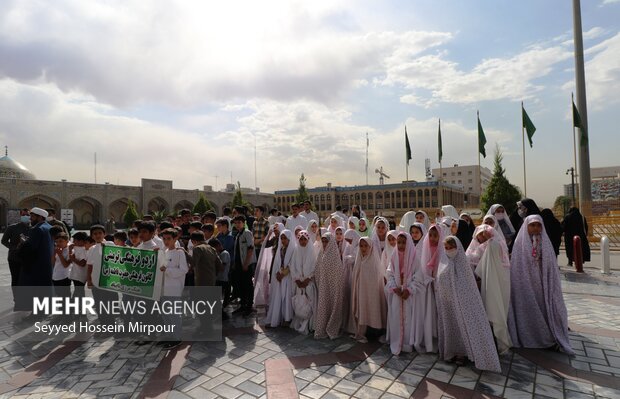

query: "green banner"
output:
99 245 162 300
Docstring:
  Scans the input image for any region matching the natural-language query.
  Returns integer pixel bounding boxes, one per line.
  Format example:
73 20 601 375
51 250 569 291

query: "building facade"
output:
275 181 466 221
432 164 491 206
564 166 620 215
0 155 274 229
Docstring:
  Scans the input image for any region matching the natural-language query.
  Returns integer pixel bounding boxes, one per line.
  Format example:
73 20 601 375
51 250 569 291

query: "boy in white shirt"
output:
86 224 118 331
69 232 89 300
52 232 72 298
160 228 188 349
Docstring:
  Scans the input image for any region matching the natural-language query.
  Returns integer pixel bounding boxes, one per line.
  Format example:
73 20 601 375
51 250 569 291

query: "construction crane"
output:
375 166 390 185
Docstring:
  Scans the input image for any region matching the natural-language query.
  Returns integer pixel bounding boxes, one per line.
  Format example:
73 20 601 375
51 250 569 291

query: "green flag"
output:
573 101 588 146
405 126 412 165
438 119 443 163
477 114 487 158
522 105 536 147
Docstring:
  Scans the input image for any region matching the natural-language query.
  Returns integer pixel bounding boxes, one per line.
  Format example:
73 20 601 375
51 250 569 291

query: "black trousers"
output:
92 287 118 325
8 259 21 305
53 278 71 298
216 280 231 308
232 264 255 308
71 280 85 300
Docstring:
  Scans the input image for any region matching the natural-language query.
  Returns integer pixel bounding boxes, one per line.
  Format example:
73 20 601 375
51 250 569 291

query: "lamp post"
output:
566 167 576 206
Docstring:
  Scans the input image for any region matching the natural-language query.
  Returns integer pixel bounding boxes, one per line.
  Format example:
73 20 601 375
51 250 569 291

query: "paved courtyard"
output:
0 242 618 398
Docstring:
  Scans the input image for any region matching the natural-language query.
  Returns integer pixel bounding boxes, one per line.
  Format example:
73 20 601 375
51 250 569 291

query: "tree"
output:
232 181 251 209
151 210 167 223
553 195 572 218
122 201 140 227
480 145 522 215
296 173 310 204
193 193 213 215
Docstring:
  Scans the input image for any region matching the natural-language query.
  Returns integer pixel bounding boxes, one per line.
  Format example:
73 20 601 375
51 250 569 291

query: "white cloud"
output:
0 1 450 107
565 32 620 109
382 46 572 106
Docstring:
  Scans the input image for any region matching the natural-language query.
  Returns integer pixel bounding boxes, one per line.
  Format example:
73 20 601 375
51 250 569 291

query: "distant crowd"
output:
2 198 590 361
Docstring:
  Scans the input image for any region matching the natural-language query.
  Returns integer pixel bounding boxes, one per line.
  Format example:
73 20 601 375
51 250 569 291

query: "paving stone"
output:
313 373 342 389
211 383 243 398
475 381 504 397
365 375 394 390
354 386 385 399
502 387 532 399
345 370 372 385
333 379 361 396
320 390 350 399
186 386 217 399
236 380 265 397
534 383 563 398
386 381 416 398
300 382 330 399
295 368 322 382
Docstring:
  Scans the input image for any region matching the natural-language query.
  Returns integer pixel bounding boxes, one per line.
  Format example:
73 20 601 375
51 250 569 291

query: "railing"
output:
589 216 620 250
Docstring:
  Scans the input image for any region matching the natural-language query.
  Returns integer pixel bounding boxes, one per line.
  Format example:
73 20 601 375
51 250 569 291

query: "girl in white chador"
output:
290 230 318 334
408 224 442 353
467 224 512 354
350 237 387 342
343 229 361 334
253 222 283 307
264 229 295 327
385 231 416 355
436 236 501 372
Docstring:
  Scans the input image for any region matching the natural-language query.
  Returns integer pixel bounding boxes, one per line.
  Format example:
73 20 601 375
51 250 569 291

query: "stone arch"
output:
147 196 169 214
108 198 130 224
0 197 8 229
68 196 103 228
18 194 61 213
409 190 416 208
174 200 194 213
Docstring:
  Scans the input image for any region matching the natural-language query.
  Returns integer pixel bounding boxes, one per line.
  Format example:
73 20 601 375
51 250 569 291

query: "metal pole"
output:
572 0 592 217
571 92 579 206
521 102 527 197
477 111 482 206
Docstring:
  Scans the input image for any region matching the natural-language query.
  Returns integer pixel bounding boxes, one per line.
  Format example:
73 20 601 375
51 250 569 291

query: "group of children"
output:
254 203 573 371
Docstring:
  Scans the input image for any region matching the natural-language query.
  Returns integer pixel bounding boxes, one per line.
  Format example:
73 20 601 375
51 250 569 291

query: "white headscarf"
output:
272 229 296 272
482 214 504 241
347 216 360 231
465 224 509 270
415 210 431 230
307 219 320 244
441 205 460 220
398 210 417 233
487 204 516 234
291 230 317 280
344 228 361 248
370 216 390 253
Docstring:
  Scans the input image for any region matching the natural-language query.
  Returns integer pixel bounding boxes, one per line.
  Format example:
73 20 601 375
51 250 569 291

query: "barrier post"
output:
573 235 584 273
601 236 610 274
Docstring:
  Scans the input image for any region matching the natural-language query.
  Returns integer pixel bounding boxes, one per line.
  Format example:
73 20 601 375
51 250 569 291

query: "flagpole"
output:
438 119 443 207
571 93 579 206
405 126 409 182
521 102 527 197
477 111 482 206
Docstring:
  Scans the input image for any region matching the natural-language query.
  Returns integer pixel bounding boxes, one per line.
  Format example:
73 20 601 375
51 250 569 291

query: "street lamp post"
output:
566 167 576 206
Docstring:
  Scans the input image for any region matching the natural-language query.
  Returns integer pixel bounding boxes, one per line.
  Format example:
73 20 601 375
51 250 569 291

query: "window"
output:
457 172 462 176
451 172 455 176
468 171 473 175
468 179 472 183
458 180 462 184
469 187 473 191
443 173 447 177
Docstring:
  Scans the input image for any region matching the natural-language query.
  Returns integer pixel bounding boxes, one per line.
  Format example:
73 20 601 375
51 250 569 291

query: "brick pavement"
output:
0 249 618 398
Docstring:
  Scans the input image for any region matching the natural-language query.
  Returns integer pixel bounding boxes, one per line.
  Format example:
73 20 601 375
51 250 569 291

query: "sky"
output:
0 0 619 207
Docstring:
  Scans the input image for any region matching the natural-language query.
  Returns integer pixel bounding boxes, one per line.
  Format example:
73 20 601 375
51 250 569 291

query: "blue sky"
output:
0 0 618 207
